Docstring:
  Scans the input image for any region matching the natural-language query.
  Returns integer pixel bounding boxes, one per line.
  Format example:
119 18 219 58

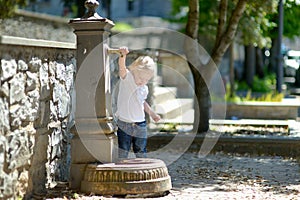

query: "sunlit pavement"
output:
45 151 300 200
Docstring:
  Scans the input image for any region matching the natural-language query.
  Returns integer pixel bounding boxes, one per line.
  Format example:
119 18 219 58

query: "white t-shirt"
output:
116 71 148 122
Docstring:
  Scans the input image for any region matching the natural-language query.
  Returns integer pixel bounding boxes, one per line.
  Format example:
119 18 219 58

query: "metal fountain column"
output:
69 0 172 195
69 0 116 190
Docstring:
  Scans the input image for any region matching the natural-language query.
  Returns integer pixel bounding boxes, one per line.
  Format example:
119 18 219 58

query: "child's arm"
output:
118 47 129 79
144 101 161 122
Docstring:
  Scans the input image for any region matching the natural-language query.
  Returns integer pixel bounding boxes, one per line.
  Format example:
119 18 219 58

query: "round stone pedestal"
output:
81 158 172 196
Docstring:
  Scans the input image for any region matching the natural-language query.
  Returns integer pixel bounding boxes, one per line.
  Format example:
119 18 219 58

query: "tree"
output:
0 0 28 18
238 1 277 87
184 0 248 132
183 0 278 133
268 0 300 73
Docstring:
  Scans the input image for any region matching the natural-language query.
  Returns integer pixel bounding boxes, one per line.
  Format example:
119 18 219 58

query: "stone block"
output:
53 82 70 119
65 62 76 92
27 90 40 121
0 169 18 198
0 82 9 97
49 100 58 122
0 135 7 166
9 90 39 127
9 72 26 104
0 98 9 132
6 128 33 170
55 62 66 82
29 58 42 72
18 60 28 71
26 71 39 92
1 59 17 81
10 104 23 127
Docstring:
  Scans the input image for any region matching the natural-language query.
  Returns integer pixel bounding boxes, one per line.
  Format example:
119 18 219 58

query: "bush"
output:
226 73 283 102
237 73 276 93
112 22 133 32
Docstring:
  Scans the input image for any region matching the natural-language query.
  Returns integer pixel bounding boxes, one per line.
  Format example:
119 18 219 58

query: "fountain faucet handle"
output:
107 48 121 55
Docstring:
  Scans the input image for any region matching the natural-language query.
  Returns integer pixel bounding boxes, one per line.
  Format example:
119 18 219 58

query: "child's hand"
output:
119 46 129 57
151 113 161 123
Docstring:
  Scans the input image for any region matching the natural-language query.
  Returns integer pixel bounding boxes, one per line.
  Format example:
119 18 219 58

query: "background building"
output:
25 0 172 20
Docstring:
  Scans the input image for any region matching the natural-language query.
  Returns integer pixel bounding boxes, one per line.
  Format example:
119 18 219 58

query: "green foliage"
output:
160 123 179 132
171 0 278 48
73 193 79 199
237 73 276 93
243 90 283 102
283 0 300 38
251 74 276 92
0 0 28 18
226 93 242 103
171 0 218 37
171 0 188 16
227 72 283 102
112 22 133 32
226 89 284 102
238 0 277 48
266 0 300 39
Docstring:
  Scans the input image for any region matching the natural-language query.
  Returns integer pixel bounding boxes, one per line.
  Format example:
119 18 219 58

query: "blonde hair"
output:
128 56 155 76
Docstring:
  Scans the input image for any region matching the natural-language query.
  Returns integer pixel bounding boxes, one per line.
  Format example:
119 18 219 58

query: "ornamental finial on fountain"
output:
82 0 103 19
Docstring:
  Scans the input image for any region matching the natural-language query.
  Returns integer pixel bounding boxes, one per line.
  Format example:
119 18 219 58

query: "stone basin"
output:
81 158 172 196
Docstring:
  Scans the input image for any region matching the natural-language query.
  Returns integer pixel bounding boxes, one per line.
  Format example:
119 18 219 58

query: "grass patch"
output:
112 22 133 32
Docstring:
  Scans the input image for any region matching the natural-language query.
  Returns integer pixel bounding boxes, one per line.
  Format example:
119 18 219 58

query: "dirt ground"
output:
44 151 300 200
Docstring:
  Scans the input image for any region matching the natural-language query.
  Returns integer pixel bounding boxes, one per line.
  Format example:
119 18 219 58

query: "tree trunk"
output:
229 43 235 97
185 0 248 133
244 45 256 87
269 38 278 73
256 48 265 78
76 0 86 18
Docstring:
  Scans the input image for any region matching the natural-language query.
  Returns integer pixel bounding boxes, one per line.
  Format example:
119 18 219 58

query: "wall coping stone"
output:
15 9 70 24
0 35 76 49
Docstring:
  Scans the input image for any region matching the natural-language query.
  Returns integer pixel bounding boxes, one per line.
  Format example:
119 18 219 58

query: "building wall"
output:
110 0 172 20
24 0 172 20
26 0 65 16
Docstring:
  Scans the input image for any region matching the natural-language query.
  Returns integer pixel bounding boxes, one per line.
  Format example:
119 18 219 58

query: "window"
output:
128 0 134 11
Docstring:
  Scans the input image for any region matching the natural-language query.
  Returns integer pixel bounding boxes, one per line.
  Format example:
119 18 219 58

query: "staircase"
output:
152 86 194 125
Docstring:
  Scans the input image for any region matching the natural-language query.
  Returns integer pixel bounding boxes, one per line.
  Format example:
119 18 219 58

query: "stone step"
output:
153 87 177 105
209 119 290 127
154 98 193 119
158 109 194 124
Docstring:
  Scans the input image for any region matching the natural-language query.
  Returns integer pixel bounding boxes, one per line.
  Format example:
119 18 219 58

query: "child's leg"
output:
117 128 132 159
117 121 134 159
132 122 147 158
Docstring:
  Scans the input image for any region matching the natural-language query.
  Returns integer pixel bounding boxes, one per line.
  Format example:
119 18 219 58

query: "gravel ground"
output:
45 151 300 200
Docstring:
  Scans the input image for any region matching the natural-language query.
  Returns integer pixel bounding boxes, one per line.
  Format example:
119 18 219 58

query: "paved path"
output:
46 151 300 200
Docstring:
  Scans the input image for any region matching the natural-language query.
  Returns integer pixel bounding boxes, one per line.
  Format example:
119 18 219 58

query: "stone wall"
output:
0 36 76 199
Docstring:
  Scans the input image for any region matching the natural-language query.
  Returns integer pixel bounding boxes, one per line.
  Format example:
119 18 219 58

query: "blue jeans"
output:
117 120 147 159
